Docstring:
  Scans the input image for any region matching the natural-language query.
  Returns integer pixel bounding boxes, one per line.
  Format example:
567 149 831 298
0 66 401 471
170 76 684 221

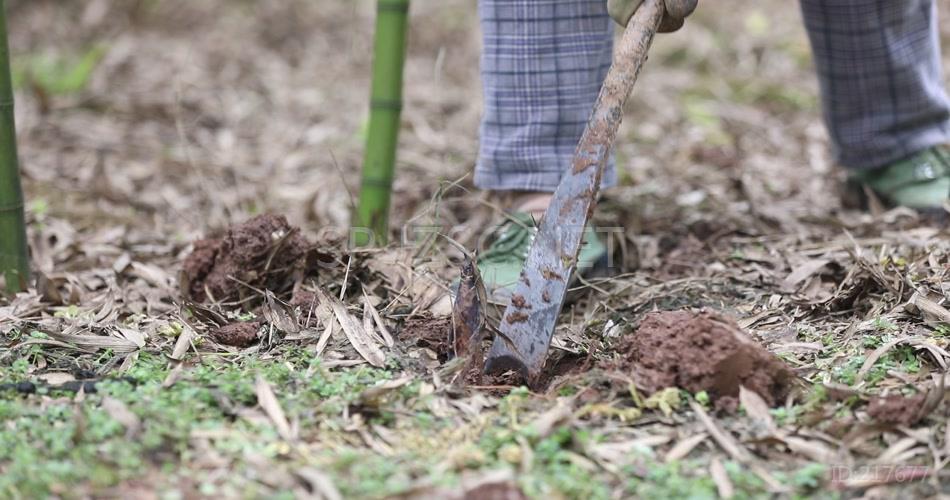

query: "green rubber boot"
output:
476 212 608 301
848 145 950 213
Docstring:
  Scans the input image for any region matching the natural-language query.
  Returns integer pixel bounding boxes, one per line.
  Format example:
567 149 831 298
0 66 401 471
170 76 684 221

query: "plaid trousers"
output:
475 0 950 192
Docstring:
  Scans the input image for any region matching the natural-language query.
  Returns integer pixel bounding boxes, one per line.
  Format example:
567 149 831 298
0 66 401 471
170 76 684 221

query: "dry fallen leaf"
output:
739 385 776 435
294 468 343 500
315 288 386 367
35 372 76 385
709 457 734 499
690 401 753 463
664 433 708 463
362 290 394 347
101 396 141 438
256 376 295 442
781 258 830 293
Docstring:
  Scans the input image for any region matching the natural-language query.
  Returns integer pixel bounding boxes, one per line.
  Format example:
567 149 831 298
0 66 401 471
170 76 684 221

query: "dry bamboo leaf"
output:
13 338 91 352
858 335 947 382
91 291 118 324
315 318 334 357
294 468 343 500
315 288 385 367
910 338 950 371
112 253 132 274
115 326 147 348
709 457 734 499
749 464 788 494
770 342 823 354
169 322 196 361
664 433 708 462
310 300 335 356
690 401 753 463
917 373 947 421
591 435 673 464
101 396 141 438
781 259 830 293
530 398 574 439
130 261 174 289
118 351 139 373
47 330 139 353
873 437 918 464
361 301 388 347
856 337 906 384
262 291 300 334
886 447 927 465
358 427 394 456
907 292 950 324
739 386 776 434
36 372 76 385
256 376 294 442
358 376 413 407
783 436 839 463
362 290 394 347
162 363 185 388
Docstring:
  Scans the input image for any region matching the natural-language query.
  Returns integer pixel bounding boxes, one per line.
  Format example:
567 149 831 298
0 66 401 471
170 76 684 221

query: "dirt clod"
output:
211 322 261 347
182 214 310 302
289 289 318 310
611 310 793 408
867 393 926 426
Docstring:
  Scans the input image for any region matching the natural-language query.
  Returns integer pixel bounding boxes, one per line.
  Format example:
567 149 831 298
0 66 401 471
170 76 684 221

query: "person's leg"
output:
800 0 950 170
473 0 614 298
476 0 616 195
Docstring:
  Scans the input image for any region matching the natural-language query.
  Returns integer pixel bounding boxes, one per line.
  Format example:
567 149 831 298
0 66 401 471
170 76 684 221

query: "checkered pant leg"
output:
475 0 616 192
801 0 950 170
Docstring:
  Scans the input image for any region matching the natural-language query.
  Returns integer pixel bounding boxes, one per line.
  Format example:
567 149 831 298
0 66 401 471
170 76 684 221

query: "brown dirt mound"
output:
867 393 926 426
211 322 261 347
610 310 793 408
182 214 310 302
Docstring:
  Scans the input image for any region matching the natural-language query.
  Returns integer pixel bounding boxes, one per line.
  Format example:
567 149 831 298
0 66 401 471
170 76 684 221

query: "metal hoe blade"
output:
483 0 666 385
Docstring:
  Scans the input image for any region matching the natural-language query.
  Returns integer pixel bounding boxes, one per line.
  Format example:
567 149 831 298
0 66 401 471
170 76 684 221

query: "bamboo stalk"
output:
0 0 29 293
352 0 410 246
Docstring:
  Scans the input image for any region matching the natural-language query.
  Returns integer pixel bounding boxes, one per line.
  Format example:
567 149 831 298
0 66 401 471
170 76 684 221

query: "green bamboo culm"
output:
0 0 29 293
352 0 410 246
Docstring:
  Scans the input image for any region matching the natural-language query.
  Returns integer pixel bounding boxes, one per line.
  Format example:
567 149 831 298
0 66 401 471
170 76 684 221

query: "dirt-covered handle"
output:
610 0 662 97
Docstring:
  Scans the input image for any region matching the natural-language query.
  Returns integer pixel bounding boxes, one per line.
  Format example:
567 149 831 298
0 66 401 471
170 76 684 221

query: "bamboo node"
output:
378 0 410 14
0 201 24 213
360 177 394 189
370 99 403 111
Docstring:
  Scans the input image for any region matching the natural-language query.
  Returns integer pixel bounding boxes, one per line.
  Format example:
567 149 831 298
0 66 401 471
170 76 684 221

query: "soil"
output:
610 310 793 408
867 393 927 426
182 214 310 302
289 289 318 310
210 322 262 348
464 482 526 500
400 315 453 362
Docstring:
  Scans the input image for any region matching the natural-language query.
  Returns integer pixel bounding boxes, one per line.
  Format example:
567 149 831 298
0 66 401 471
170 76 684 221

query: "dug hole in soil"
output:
609 310 795 410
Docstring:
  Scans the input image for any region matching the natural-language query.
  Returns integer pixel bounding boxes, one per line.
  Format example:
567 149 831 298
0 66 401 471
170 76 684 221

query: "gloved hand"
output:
608 0 698 32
